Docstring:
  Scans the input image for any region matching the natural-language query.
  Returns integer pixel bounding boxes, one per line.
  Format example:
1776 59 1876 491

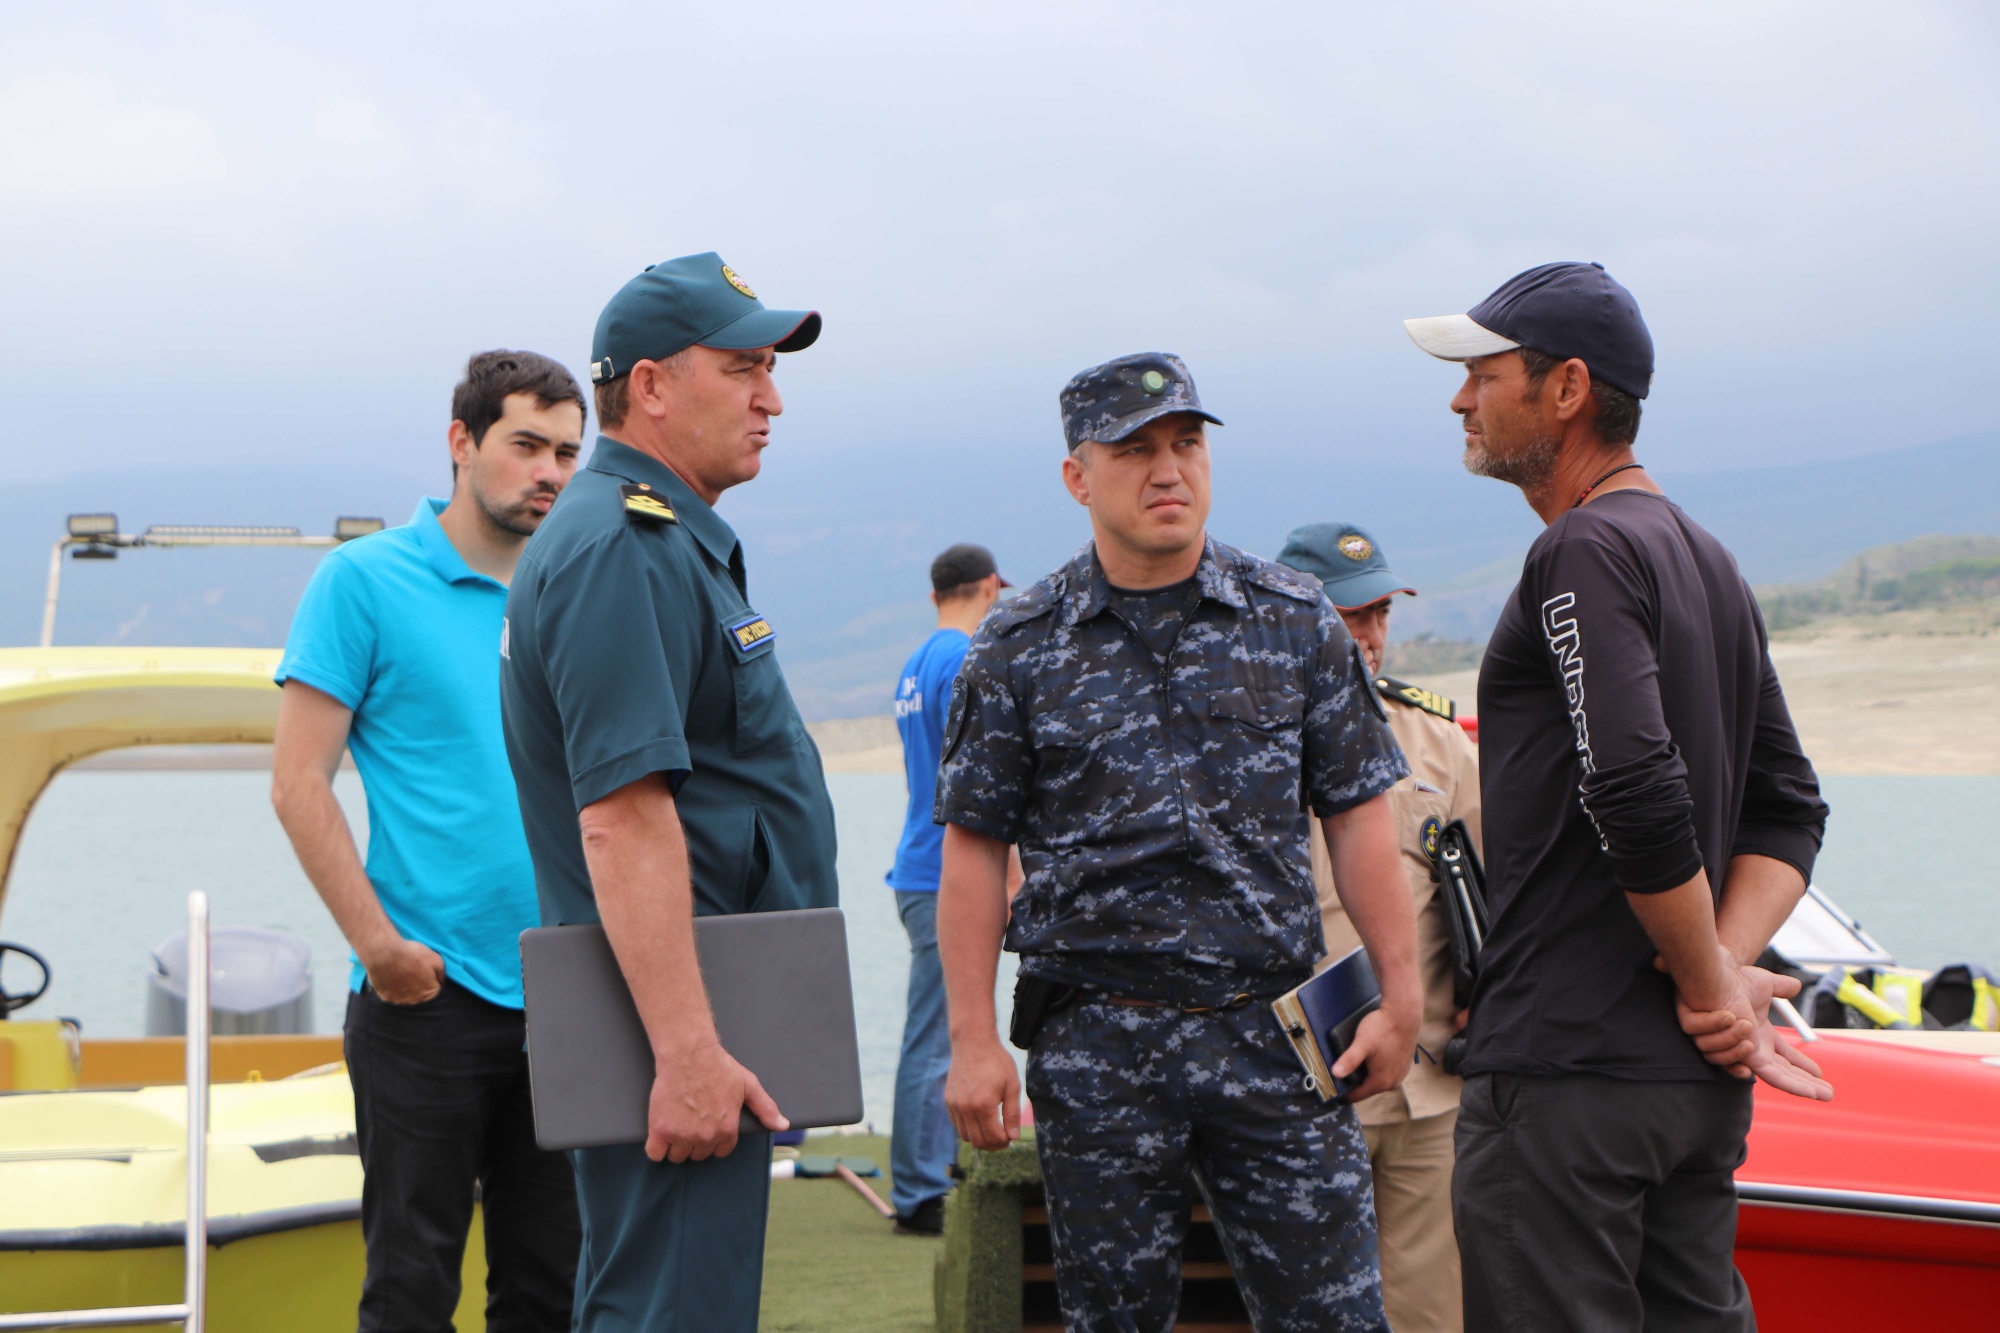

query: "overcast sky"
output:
3 0 1994 487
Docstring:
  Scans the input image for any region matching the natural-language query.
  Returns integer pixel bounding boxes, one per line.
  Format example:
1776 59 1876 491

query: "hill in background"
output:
1755 534 2000 630
6 430 1995 720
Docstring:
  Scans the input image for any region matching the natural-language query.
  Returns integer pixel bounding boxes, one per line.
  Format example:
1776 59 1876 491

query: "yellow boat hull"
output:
0 1217 486 1332
0 1070 489 1329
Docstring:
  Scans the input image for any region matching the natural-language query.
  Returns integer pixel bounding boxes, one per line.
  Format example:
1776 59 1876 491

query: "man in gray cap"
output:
1277 522 1481 1333
1404 263 1831 1330
500 253 836 1332
936 353 1420 1331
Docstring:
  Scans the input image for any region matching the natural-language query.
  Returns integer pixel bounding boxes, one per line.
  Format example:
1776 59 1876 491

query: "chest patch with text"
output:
729 613 775 656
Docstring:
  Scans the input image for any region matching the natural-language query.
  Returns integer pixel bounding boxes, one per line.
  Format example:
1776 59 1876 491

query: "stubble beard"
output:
476 486 554 540
1463 422 1562 491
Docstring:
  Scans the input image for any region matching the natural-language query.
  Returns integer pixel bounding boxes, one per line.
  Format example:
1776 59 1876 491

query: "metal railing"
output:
0 892 210 1330
39 515 382 648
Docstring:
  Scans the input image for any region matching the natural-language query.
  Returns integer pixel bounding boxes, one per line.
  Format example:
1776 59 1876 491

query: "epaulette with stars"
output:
1376 674 1455 721
620 483 677 524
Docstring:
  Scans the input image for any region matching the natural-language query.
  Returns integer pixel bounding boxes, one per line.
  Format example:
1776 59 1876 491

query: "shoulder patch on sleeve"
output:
1376 674 1456 721
1241 554 1325 604
620 483 677 524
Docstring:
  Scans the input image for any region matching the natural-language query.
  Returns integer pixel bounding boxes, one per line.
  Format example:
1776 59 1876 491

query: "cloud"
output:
0 73 225 204
0 0 1994 483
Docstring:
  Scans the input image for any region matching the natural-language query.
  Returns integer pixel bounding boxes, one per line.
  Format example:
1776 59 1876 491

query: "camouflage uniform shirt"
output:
936 537 1409 1005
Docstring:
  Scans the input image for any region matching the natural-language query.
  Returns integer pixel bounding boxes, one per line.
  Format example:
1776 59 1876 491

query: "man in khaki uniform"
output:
1278 522 1481 1333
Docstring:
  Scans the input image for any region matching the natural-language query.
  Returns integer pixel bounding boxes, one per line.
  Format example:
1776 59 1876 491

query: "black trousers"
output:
1452 1072 1755 1333
345 980 581 1333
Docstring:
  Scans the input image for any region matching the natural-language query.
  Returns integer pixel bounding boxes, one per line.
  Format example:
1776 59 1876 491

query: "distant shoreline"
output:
62 610 2000 782
800 608 2000 778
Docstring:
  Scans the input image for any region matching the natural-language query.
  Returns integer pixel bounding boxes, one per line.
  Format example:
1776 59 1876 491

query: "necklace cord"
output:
1574 461 1646 509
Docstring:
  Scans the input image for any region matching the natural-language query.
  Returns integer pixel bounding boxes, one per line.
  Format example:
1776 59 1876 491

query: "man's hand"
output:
646 1038 788 1164
1332 1001 1419 1103
946 1032 1021 1152
362 936 446 1005
1670 957 1834 1102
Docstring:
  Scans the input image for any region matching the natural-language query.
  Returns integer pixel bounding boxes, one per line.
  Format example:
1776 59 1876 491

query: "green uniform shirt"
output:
499 437 838 928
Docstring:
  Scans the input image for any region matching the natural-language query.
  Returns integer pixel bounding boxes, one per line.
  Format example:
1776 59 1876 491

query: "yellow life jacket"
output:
1870 967 1928 1027
1830 970 1911 1029
1922 963 2000 1032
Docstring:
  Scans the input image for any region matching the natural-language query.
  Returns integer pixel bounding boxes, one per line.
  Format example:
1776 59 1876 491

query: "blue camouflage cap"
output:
1276 522 1417 609
589 252 821 385
1058 352 1223 452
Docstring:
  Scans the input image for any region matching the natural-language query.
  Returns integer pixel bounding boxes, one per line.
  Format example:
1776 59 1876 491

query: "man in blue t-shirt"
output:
272 351 586 1331
885 543 1008 1233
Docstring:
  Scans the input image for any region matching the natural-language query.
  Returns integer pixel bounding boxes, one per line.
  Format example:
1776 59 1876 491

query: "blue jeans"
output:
891 889 955 1216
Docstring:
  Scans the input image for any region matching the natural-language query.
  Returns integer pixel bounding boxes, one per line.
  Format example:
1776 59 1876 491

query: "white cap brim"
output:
1403 313 1520 362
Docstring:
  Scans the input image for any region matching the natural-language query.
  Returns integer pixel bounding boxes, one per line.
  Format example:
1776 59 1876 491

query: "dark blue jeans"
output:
891 889 955 1216
1027 997 1388 1333
344 979 580 1333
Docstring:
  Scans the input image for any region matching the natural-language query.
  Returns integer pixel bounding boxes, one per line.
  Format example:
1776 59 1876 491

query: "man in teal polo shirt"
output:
272 350 587 1331
499 253 838 1333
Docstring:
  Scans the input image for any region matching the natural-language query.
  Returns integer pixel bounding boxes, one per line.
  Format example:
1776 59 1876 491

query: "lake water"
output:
1 770 1993 1128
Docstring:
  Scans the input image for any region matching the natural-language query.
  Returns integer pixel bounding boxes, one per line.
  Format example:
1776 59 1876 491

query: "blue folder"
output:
1270 947 1382 1102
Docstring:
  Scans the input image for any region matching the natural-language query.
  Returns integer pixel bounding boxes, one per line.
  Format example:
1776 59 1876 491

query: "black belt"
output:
1093 990 1255 1014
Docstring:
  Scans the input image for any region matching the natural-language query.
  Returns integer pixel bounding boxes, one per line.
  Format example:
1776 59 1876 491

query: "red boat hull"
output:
1736 1032 2000 1322
1738 1202 2000 1324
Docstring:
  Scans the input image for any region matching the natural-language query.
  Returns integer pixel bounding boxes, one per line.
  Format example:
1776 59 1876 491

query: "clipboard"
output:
520 907 864 1151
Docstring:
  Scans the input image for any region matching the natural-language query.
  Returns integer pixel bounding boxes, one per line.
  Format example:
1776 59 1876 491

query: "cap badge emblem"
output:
721 264 757 299
1338 534 1374 561
1140 369 1168 395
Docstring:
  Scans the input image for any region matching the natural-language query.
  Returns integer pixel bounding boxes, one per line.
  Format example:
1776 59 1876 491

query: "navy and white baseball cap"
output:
1403 261 1654 399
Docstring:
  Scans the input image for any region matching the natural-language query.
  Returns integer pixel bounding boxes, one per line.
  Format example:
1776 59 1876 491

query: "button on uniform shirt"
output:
499 438 838 930
276 497 539 1008
1313 684 1481 1123
935 539 1408 1006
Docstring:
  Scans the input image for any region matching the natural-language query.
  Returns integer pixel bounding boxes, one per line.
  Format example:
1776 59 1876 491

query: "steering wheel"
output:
0 942 51 1017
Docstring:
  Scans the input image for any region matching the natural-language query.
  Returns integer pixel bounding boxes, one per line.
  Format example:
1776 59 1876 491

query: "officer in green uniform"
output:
499 252 838 1333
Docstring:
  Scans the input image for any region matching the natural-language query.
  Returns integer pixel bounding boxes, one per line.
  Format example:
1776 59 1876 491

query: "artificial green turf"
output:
760 1135 938 1332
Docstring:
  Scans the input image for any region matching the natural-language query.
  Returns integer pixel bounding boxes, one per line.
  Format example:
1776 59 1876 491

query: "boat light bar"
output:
143 525 303 540
65 513 118 539
334 517 386 541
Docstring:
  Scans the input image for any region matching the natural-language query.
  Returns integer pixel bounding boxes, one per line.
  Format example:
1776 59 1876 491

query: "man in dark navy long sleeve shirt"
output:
1405 263 1831 1332
1471 491 1828 1079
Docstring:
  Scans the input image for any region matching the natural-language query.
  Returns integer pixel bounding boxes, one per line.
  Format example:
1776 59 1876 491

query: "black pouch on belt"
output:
1009 976 1079 1051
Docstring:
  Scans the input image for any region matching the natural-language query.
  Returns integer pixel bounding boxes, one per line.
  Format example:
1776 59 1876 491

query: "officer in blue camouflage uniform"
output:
935 353 1424 1333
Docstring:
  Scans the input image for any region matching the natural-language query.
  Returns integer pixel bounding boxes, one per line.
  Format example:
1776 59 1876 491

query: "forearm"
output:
272 769 399 958
938 825 1010 1042
1625 871 1736 1009
1320 794 1421 1020
1715 853 1807 965
580 779 719 1061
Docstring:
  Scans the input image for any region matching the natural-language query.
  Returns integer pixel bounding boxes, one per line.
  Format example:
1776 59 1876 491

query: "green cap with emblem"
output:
589 252 821 385
1275 522 1418 610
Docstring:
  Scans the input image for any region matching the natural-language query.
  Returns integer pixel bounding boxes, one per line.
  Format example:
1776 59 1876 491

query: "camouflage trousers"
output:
1026 997 1389 1333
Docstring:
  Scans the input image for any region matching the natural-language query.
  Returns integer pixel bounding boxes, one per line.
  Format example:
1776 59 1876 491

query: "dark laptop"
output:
519 907 864 1151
